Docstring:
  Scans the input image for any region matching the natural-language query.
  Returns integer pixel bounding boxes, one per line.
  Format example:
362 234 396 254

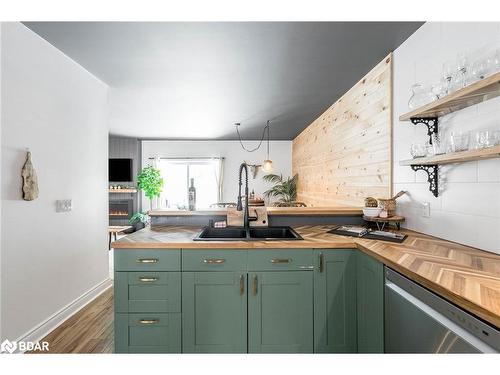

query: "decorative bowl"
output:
362 207 382 217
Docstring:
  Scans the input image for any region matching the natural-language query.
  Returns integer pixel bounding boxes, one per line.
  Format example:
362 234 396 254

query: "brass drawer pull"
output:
139 319 159 325
319 252 324 273
239 274 245 296
138 277 158 282
270 258 291 264
137 258 159 264
203 258 226 264
252 275 258 296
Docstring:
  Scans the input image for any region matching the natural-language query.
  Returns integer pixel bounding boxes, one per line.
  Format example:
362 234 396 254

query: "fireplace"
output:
109 199 133 220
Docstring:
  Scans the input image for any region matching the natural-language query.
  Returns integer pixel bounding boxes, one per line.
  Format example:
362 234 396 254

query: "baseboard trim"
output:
15 278 112 352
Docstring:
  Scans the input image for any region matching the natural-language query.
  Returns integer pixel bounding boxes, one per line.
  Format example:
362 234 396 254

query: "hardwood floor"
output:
28 288 114 354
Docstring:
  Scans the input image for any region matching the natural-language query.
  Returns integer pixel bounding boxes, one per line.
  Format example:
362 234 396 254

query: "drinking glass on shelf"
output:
468 59 487 84
432 133 446 155
449 131 470 152
442 61 454 94
456 53 468 89
482 130 499 148
470 130 500 149
485 48 500 76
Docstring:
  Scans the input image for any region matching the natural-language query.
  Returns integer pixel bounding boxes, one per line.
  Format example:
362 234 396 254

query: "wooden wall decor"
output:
292 54 392 207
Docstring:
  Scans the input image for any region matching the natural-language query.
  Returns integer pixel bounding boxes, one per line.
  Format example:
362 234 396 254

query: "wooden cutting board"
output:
227 207 269 227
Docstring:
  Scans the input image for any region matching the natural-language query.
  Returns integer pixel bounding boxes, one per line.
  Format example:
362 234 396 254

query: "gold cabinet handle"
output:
319 252 324 273
270 258 291 264
137 258 159 263
239 274 245 296
203 258 226 264
139 277 158 282
252 275 258 296
139 319 159 325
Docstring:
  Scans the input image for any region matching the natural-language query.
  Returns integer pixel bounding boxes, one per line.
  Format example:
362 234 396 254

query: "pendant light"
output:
235 120 274 173
262 121 273 172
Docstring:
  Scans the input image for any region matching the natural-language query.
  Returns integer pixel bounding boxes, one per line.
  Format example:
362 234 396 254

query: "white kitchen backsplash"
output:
393 22 500 254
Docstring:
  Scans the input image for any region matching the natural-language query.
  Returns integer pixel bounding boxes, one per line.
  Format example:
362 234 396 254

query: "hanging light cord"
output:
235 121 270 153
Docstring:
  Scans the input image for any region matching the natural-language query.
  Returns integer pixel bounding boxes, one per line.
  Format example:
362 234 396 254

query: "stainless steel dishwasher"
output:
385 268 499 353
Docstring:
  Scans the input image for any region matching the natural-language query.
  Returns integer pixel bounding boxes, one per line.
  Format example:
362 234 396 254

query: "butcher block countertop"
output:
112 225 500 328
149 206 363 216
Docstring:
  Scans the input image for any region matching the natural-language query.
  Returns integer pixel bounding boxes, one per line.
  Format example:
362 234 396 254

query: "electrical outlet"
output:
422 202 430 218
56 199 72 212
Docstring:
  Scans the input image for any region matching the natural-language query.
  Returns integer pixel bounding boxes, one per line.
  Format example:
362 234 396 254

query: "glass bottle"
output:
188 178 196 211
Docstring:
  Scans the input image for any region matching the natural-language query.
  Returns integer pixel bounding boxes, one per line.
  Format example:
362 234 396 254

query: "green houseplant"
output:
263 173 306 207
137 166 164 210
129 212 149 230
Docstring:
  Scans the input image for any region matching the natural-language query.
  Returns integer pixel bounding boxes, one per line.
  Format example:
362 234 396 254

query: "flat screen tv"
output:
109 158 133 182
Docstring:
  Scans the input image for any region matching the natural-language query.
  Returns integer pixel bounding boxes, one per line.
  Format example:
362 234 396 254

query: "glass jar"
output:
408 84 438 109
410 143 428 158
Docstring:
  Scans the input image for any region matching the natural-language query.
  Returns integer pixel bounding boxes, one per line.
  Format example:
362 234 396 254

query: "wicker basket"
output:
377 191 406 216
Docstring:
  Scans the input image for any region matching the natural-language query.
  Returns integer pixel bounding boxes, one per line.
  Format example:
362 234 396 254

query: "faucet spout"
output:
237 163 257 229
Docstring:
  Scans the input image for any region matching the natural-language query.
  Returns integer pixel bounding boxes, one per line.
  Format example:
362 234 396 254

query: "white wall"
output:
1 23 109 340
141 140 292 209
393 22 500 254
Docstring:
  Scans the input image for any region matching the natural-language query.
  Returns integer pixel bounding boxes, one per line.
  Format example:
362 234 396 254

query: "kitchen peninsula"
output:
112 207 500 354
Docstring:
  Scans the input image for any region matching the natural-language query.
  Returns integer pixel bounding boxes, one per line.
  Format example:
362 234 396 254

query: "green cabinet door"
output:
248 271 313 353
182 272 247 353
313 249 357 353
357 251 384 353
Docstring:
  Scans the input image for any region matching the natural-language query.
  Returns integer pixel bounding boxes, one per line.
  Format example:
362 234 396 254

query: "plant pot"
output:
132 221 146 232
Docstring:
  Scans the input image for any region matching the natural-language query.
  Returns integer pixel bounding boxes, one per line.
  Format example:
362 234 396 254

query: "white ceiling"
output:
24 22 422 139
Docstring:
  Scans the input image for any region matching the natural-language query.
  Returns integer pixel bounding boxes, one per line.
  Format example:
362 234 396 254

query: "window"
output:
156 158 223 210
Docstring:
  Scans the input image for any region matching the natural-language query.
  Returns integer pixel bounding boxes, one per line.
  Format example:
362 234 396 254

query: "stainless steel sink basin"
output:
193 226 303 241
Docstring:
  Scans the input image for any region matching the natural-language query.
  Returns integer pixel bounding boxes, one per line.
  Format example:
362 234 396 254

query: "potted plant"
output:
137 165 164 210
129 212 149 231
263 173 306 207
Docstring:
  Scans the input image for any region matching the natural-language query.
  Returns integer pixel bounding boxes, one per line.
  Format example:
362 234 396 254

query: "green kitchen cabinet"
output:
357 251 384 353
182 271 247 353
313 249 357 353
248 271 314 353
115 271 181 313
115 313 181 353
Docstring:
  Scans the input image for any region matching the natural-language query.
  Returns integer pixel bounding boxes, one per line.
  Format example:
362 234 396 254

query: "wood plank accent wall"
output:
292 54 393 207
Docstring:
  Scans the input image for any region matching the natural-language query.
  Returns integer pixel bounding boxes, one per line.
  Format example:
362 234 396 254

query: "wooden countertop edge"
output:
148 207 363 216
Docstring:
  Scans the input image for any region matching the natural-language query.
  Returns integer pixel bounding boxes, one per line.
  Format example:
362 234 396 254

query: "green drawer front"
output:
115 272 181 313
114 250 180 271
182 249 247 271
115 313 181 353
247 249 314 271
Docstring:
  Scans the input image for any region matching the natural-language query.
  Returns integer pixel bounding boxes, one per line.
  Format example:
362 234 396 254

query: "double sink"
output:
194 226 303 241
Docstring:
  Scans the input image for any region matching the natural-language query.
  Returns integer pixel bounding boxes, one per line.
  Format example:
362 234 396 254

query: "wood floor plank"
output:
28 287 114 354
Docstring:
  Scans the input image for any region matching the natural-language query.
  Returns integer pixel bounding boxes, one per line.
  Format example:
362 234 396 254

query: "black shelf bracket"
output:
411 164 439 197
410 117 438 144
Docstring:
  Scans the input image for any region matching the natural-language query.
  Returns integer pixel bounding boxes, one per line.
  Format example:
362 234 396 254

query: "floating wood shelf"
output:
399 145 500 166
108 189 137 193
399 72 500 121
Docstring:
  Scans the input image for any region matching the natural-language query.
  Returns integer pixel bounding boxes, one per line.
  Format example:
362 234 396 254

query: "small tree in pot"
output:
137 166 164 210
263 173 306 207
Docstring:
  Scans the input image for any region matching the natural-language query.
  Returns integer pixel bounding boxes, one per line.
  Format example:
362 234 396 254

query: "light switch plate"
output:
422 202 430 218
56 199 72 212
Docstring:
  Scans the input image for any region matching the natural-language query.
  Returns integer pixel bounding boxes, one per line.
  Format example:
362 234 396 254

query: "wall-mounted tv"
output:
109 158 133 182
